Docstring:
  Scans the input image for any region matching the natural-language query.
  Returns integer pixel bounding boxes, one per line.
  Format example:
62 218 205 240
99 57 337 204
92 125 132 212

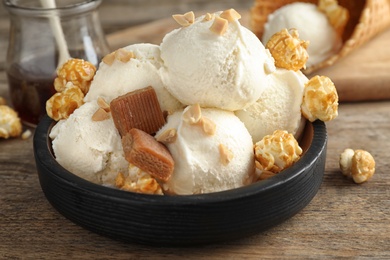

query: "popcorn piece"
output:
0 105 22 139
102 49 135 65
172 11 195 27
266 28 309 71
339 149 375 184
219 144 234 166
210 16 228 35
254 130 302 174
0 96 6 106
110 86 166 136
220 9 242 22
121 128 174 182
21 129 32 140
301 75 339 122
46 82 84 121
115 165 163 195
54 58 96 95
318 0 349 37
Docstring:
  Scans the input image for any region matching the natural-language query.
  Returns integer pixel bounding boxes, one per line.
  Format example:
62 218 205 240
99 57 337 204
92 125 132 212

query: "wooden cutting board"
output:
106 10 390 102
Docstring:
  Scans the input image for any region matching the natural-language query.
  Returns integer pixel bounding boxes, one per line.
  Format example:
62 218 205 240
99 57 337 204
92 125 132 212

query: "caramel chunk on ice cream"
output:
110 86 166 136
121 128 174 182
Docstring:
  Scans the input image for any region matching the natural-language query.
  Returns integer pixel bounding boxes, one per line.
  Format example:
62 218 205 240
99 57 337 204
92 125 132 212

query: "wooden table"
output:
1 3 390 259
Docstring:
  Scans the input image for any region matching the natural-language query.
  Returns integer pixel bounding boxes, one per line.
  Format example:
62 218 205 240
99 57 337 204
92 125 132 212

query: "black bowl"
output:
33 115 327 246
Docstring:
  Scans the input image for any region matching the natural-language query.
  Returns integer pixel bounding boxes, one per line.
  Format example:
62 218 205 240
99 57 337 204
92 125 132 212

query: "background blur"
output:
0 0 253 68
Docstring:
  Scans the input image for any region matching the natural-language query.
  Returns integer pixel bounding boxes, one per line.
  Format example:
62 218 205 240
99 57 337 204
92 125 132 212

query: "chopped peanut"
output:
103 49 135 65
0 105 22 139
301 75 339 122
219 144 234 166
182 104 202 124
340 149 375 184
220 9 241 22
92 107 110 122
156 128 177 144
266 28 309 71
209 16 228 35
200 116 216 136
202 13 214 22
54 58 96 95
46 82 84 121
172 11 195 27
97 97 110 112
254 130 302 176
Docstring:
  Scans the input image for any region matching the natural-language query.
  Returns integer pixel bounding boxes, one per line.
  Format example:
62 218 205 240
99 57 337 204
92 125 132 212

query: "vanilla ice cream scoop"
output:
262 2 342 67
49 101 128 185
156 105 255 195
160 11 275 111
84 43 183 113
235 68 308 143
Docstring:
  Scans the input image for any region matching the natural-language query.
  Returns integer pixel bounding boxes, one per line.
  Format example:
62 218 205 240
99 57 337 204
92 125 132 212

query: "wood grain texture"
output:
1 1 390 258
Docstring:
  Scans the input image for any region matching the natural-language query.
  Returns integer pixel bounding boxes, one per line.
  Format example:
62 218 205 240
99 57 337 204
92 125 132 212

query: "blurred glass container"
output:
3 0 110 127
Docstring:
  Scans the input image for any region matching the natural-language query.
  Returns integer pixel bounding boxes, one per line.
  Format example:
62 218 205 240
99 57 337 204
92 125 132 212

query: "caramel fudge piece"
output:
110 86 166 136
122 128 174 182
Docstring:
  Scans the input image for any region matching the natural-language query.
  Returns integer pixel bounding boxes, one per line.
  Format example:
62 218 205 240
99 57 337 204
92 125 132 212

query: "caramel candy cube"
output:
122 128 174 182
110 86 165 136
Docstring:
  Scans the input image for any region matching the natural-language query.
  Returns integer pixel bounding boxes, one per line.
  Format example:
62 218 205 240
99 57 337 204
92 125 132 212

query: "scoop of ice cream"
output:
160 11 275 111
49 101 128 185
235 68 308 143
262 2 342 67
155 105 255 195
84 43 183 113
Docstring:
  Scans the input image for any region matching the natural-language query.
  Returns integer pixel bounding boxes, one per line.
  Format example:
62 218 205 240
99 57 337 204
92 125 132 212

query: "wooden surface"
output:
1 2 390 259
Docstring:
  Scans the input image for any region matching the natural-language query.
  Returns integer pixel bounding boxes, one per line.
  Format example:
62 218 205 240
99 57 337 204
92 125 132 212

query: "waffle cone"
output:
251 0 390 74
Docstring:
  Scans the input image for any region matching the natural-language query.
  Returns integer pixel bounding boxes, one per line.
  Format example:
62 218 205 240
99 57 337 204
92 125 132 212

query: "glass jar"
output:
4 0 110 127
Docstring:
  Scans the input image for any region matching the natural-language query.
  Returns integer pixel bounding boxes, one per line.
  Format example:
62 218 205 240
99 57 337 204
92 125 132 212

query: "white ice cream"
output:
235 69 308 143
262 2 342 67
50 101 128 185
160 12 275 111
156 107 255 195
85 43 183 113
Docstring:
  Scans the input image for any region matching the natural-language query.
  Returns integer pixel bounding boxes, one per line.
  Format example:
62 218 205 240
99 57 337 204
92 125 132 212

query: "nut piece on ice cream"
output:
172 11 195 27
115 165 163 195
49 101 128 185
254 130 302 179
339 149 375 184
156 106 255 195
54 58 96 95
0 105 22 139
266 28 309 71
261 2 344 68
235 69 308 143
110 86 166 136
46 82 85 121
121 128 174 182
301 75 338 122
84 43 183 114
160 9 275 111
